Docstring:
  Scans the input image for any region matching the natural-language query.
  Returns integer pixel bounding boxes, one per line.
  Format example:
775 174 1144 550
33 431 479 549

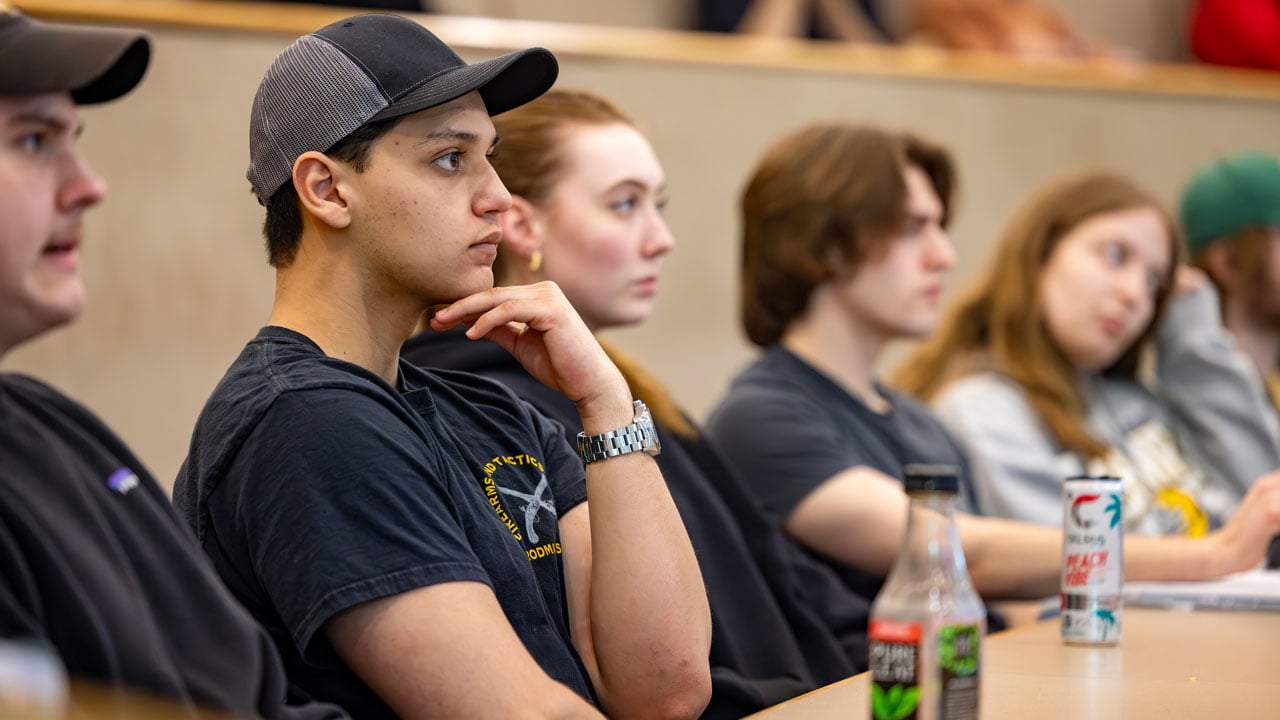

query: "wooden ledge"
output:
16 0 1280 102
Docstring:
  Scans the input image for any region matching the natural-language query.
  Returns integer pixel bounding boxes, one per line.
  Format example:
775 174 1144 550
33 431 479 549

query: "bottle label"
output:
939 624 980 720
869 619 921 720
1062 480 1123 596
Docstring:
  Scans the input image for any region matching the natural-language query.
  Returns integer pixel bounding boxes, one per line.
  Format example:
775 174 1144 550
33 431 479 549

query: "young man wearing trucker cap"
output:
174 14 711 720
0 7 344 717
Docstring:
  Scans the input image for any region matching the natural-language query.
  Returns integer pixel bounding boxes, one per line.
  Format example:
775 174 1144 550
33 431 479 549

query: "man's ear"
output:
1201 242 1239 287
825 244 853 279
293 151 352 231
498 195 543 263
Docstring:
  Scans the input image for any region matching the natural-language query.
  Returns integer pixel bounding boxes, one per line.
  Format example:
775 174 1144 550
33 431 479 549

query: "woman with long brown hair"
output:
894 170 1280 537
402 89 868 718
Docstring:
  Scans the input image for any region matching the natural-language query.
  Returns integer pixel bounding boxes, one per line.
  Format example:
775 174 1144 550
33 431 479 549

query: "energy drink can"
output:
1061 476 1123 645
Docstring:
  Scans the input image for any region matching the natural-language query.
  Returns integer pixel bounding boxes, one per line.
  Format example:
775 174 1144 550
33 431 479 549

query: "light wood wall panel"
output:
8 1 1280 488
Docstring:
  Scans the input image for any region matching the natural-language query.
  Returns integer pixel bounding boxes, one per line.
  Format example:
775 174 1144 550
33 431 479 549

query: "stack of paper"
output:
1123 568 1280 611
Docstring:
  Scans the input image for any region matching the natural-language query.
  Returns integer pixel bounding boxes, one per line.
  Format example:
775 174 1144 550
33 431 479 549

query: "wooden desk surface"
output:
748 608 1280 719
60 682 242 719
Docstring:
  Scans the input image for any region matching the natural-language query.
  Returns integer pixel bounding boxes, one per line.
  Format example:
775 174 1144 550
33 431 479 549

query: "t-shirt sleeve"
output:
707 386 858 522
212 388 490 663
931 375 1076 527
0 521 43 643
1155 285 1280 500
523 400 588 516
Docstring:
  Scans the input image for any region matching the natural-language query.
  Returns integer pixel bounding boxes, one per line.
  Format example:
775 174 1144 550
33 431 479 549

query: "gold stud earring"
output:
529 250 543 273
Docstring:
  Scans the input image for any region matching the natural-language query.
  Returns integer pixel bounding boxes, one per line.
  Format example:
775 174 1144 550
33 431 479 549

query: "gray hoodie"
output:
931 286 1280 536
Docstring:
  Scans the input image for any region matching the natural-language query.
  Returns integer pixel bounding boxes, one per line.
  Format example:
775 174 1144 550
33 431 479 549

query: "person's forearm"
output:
961 490 1272 600
584 452 712 719
957 514 1062 599
814 0 882 41
966 519 1247 592
329 584 609 720
962 517 1230 595
1125 535 1221 582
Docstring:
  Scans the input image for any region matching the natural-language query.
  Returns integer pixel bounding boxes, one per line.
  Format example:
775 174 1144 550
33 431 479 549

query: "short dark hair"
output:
261 118 400 268
1191 225 1275 309
739 124 954 348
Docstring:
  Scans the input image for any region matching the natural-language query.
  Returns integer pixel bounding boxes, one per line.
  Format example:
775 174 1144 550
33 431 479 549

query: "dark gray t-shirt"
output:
174 327 592 718
704 346 974 601
0 373 343 719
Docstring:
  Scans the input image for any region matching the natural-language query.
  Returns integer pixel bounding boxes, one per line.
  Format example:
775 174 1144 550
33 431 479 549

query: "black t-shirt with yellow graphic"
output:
174 327 592 719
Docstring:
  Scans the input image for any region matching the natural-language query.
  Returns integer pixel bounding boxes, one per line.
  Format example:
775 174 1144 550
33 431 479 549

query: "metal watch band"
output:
577 400 659 464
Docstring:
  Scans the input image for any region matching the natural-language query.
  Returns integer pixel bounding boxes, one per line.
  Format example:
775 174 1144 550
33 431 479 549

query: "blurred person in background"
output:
705 122 1280 627
700 0 1106 60
896 170 1280 537
910 0 1100 60
1182 151 1280 405
700 0 888 42
252 0 428 10
1182 151 1280 568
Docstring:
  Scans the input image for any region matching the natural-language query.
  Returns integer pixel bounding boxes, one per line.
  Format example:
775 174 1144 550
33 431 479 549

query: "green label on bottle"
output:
939 624 980 720
871 680 921 720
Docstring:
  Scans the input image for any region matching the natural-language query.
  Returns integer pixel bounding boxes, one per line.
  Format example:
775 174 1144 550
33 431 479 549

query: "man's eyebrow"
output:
7 110 77 136
415 128 485 147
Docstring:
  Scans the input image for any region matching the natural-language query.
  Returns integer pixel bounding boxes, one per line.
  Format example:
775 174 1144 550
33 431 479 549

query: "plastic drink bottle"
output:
869 464 984 720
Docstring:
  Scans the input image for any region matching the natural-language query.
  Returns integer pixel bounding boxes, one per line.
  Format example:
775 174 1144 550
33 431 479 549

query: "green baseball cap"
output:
1179 152 1280 255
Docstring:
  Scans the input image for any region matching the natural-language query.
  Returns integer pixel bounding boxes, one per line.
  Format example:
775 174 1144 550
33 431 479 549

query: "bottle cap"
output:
902 463 959 494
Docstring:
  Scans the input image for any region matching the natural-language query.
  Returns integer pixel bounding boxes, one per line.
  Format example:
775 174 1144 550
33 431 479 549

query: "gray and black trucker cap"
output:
0 7 150 104
247 13 558 205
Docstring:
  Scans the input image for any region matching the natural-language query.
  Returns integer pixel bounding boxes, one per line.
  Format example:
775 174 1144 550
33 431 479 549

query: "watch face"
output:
637 403 661 456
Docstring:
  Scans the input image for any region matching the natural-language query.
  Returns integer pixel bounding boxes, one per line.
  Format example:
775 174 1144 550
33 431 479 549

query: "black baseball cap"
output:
247 13 559 205
0 7 150 104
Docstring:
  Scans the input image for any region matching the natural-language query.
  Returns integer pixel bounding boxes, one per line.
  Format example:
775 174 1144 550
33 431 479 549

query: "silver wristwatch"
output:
577 400 662 464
